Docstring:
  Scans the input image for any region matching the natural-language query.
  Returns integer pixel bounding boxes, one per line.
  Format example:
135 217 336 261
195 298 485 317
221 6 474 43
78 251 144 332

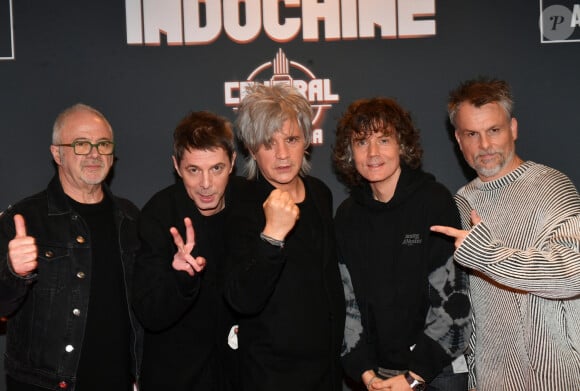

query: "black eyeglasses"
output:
54 140 115 155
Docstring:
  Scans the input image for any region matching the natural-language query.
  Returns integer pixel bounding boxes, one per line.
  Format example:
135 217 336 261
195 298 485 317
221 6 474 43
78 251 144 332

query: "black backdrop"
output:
0 1 579 389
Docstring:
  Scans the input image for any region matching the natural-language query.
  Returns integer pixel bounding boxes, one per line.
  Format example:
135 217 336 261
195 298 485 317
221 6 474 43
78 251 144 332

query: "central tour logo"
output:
224 49 340 145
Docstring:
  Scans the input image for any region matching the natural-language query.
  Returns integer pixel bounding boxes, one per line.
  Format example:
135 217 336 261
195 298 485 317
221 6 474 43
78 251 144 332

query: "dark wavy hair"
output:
333 97 423 186
173 111 235 163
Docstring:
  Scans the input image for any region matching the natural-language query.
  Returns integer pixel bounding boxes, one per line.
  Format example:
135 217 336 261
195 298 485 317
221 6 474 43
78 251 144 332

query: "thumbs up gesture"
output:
7 214 38 277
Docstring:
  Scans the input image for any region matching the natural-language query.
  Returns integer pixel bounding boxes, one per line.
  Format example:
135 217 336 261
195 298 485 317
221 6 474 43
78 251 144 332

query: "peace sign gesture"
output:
170 217 206 277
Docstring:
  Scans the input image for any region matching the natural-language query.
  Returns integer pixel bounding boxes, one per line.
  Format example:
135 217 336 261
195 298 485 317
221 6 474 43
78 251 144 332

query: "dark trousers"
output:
428 365 468 391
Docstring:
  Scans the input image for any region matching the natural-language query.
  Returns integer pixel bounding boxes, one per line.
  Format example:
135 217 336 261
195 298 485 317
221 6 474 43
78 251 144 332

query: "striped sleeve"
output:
454 217 580 299
454 167 580 299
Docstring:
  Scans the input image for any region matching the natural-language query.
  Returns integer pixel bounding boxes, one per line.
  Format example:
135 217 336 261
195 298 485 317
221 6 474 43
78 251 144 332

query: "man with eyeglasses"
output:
0 103 142 391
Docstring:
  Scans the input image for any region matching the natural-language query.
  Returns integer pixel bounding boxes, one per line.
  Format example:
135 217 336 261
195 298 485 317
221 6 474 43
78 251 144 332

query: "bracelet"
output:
260 232 285 248
366 376 378 389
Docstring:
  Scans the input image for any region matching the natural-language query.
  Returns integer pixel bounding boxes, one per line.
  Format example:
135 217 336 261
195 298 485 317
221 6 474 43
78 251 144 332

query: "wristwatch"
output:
404 371 426 391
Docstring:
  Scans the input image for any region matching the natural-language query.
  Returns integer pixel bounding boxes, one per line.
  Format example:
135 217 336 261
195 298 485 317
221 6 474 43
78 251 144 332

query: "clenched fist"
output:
261 189 300 241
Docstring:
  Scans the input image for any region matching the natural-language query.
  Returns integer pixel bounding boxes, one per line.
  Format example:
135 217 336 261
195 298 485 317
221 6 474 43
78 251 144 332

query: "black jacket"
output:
0 176 142 390
132 178 242 391
224 175 345 391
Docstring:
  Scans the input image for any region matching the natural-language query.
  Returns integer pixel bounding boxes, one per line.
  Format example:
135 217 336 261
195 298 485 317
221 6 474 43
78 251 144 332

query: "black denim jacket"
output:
0 176 142 390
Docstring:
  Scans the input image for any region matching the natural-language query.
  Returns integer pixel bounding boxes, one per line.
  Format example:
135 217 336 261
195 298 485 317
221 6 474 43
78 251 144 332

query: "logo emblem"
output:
540 1 580 43
224 49 339 145
401 234 422 246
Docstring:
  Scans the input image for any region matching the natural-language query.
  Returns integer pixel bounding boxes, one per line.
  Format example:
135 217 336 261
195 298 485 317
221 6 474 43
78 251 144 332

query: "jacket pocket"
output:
35 243 70 294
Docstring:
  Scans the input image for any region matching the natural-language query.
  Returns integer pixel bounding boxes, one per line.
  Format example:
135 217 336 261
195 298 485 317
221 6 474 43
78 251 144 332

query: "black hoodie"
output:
336 165 471 383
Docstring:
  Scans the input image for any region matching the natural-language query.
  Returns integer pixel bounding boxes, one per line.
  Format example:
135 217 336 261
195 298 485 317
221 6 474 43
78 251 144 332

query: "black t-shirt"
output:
69 195 132 391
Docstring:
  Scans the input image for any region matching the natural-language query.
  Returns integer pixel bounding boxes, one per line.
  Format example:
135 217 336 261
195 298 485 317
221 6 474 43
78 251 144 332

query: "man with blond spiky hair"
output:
225 84 345 391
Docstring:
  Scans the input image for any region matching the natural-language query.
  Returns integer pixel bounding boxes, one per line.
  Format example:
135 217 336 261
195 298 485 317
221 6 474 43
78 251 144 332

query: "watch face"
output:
405 373 427 391
413 382 427 391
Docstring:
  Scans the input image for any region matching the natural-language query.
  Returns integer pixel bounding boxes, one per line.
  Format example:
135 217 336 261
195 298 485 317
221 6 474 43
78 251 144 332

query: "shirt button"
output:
65 345 74 353
76 236 85 244
58 381 68 389
44 250 54 258
72 309 81 316
76 271 85 279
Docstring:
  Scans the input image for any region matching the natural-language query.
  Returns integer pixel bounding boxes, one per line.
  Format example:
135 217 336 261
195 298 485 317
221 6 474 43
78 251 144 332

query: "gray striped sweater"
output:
454 161 580 390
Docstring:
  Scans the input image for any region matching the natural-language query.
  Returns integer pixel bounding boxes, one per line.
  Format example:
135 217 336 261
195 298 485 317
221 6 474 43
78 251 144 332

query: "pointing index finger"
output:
430 224 461 239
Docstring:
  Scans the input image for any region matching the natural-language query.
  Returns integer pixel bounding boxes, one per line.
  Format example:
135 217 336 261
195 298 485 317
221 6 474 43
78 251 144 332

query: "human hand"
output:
362 369 379 390
170 217 206 276
7 214 38 277
369 374 410 391
430 209 481 249
261 189 300 241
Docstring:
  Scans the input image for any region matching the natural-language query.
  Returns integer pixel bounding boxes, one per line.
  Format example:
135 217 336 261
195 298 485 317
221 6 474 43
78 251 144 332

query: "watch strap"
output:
404 371 426 391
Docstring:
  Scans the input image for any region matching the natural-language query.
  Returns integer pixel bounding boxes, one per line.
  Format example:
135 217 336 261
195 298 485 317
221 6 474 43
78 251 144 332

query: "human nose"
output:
479 134 491 149
200 171 212 189
274 142 289 159
87 144 100 157
368 139 379 156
